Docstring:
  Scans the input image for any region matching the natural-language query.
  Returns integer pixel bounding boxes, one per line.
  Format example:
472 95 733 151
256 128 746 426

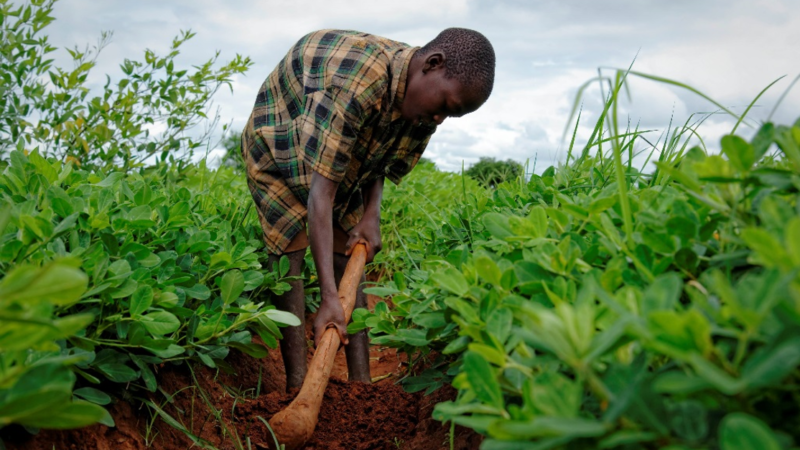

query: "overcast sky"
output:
47 0 800 173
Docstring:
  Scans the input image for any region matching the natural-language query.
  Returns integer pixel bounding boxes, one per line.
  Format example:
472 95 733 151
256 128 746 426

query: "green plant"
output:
219 129 244 171
358 73 800 447
0 0 300 434
0 259 110 429
371 160 484 278
0 0 251 171
0 150 300 433
465 157 524 188
257 416 285 450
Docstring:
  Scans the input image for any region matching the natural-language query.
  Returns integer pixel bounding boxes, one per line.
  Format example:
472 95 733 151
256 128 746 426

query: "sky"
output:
46 0 800 173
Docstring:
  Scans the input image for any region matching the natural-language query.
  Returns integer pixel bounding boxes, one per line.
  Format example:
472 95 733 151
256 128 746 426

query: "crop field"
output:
2 1 800 450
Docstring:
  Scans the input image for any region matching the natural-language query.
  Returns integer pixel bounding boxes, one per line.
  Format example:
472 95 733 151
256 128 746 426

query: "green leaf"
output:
486 307 512 345
156 291 179 307
264 309 301 327
130 285 154 316
784 217 800 266
475 255 502 286
435 266 469 296
209 251 232 268
96 363 138 383
187 230 212 252
53 212 79 236
228 342 268 358
640 273 682 316
719 413 781 450
0 364 74 424
598 431 658 449
363 286 400 297
94 172 124 188
721 134 755 172
73 387 111 406
669 400 708 441
17 400 108 429
183 284 211 300
412 311 447 329
0 262 88 306
648 310 712 358
146 343 185 359
751 122 775 160
741 336 800 390
652 371 711 394
442 335 470 355
463 351 503 409
0 204 10 236
467 343 505 367
28 150 58 182
527 206 548 237
489 416 606 440
109 278 138 299
220 270 244 305
197 352 216 368
130 355 157 392
526 371 581 418
278 255 290 277
242 270 264 291
742 227 789 268
483 213 514 240
688 354 744 395
402 372 444 394
140 311 180 336
395 328 431 347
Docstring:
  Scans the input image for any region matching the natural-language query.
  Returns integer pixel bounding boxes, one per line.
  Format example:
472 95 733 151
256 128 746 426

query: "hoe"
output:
265 243 367 450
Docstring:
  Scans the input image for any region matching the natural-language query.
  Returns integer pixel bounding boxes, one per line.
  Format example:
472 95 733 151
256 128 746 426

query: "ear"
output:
421 52 446 74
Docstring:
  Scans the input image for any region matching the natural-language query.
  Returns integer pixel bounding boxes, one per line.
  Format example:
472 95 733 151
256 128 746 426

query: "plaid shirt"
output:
242 30 435 254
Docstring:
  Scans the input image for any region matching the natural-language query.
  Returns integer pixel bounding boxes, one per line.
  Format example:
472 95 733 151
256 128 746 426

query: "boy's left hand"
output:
346 215 381 263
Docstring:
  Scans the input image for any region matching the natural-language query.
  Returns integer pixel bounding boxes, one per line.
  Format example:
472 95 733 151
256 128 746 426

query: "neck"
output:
405 53 424 96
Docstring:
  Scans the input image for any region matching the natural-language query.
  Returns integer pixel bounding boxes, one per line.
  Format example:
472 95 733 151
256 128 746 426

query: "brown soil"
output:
2 295 483 450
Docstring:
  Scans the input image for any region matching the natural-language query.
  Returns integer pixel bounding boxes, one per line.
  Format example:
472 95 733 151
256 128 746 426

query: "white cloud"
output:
43 0 800 173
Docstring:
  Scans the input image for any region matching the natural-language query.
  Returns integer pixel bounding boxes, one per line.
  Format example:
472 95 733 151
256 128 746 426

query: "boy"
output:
242 28 495 390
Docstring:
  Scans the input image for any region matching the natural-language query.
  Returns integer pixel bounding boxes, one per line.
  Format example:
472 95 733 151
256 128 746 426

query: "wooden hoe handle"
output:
266 243 367 450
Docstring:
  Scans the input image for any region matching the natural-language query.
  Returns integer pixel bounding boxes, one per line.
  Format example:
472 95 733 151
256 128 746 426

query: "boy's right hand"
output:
313 295 349 348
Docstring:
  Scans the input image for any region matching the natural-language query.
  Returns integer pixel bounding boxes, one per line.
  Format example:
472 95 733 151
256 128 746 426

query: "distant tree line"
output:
221 133 521 190
465 157 523 188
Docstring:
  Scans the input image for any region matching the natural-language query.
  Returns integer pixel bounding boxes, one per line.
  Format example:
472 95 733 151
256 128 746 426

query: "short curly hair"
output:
414 28 496 100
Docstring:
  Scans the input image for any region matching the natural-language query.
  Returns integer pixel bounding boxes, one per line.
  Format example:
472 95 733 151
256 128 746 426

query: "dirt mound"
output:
1 296 482 450
236 379 418 450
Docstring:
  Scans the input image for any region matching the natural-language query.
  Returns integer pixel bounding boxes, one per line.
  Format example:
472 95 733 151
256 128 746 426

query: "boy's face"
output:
401 52 485 127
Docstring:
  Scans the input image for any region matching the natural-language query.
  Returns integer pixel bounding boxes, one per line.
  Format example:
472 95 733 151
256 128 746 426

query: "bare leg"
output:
333 252 371 383
268 250 308 391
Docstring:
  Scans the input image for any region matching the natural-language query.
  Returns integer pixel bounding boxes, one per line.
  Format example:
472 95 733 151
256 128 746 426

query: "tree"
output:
219 128 243 170
465 157 523 188
0 0 252 171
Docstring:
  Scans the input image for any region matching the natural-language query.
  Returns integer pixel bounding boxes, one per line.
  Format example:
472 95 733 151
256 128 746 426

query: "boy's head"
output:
402 28 495 127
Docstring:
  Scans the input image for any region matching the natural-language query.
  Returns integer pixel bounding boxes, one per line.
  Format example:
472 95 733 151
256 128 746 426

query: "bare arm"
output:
346 177 385 263
308 171 348 347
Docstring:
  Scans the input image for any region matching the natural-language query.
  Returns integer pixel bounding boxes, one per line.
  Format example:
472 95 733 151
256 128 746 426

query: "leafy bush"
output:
219 129 244 171
0 151 300 431
372 160 484 278
0 0 296 433
0 259 110 429
465 157 524 188
0 0 251 171
362 106 800 448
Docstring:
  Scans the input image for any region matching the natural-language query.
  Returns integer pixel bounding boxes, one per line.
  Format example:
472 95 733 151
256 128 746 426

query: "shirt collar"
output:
389 46 418 123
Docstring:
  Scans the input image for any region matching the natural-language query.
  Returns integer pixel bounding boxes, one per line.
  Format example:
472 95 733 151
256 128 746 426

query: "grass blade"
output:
731 75 786 134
